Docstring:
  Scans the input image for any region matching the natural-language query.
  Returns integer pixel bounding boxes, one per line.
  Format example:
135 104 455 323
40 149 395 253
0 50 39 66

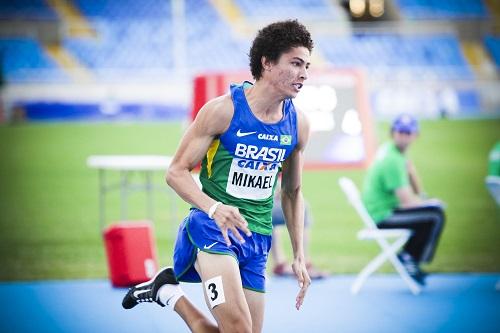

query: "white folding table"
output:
86 155 176 230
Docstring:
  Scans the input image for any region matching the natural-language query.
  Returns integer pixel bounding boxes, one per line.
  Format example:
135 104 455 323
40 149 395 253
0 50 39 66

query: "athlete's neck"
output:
245 81 284 124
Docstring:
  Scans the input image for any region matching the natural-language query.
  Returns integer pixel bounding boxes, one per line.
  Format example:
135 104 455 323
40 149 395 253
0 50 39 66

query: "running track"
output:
1 274 499 333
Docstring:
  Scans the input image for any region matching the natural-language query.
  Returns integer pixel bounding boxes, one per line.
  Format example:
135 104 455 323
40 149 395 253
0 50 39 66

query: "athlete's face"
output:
265 46 311 99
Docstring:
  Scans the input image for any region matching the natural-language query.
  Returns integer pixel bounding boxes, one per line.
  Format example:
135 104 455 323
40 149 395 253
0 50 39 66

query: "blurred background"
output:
0 0 499 281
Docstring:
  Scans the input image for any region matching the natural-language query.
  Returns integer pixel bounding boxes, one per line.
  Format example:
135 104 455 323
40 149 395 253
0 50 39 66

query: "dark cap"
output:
391 114 419 134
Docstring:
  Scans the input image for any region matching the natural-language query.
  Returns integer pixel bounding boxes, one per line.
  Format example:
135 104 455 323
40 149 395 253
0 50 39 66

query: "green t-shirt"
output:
362 142 409 222
488 141 500 177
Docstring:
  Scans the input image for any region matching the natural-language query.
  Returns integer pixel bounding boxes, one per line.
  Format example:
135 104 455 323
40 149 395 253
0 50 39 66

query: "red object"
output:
190 69 375 170
103 221 158 287
191 71 251 121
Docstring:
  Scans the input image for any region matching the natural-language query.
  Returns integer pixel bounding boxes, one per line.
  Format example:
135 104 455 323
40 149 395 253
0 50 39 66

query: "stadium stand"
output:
395 0 489 20
484 35 500 68
62 0 173 80
63 20 175 80
72 0 171 18
234 0 345 21
0 0 497 120
0 0 486 83
184 0 248 72
62 0 249 80
318 33 474 80
0 0 57 20
0 38 68 82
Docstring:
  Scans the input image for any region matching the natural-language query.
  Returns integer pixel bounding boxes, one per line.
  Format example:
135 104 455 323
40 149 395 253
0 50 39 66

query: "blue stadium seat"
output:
184 0 248 72
0 0 57 20
68 0 174 80
0 0 481 83
395 0 489 19
64 20 174 80
65 0 248 79
318 34 473 80
0 38 68 82
484 35 500 68
234 0 345 21
72 0 170 18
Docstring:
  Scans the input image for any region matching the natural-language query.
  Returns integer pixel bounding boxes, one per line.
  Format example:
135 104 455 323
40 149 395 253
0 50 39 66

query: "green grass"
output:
0 119 499 281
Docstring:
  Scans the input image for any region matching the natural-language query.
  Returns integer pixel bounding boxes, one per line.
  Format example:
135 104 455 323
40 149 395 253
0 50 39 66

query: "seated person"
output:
486 141 500 290
362 114 445 285
271 183 328 280
486 141 500 206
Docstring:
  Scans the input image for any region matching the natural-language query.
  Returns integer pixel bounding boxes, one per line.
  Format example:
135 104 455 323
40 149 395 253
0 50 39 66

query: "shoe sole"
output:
122 267 178 309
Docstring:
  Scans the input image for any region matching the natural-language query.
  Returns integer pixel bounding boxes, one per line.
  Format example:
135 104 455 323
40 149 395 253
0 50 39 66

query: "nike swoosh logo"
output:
236 129 257 137
133 289 150 298
204 242 218 250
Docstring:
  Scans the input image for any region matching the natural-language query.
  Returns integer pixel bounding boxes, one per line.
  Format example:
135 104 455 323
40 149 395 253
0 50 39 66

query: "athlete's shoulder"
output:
200 94 233 118
195 94 234 135
293 105 310 150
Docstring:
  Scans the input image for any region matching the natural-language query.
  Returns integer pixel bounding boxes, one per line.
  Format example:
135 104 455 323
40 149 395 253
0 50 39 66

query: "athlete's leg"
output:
196 251 253 333
173 296 218 333
243 289 265 333
122 267 219 333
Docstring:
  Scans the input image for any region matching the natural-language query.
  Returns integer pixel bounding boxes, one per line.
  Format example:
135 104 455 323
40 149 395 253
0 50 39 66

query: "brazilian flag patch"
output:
280 135 292 145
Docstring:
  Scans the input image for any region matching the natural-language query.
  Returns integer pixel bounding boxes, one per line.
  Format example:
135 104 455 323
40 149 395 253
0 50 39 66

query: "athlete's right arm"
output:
166 96 251 245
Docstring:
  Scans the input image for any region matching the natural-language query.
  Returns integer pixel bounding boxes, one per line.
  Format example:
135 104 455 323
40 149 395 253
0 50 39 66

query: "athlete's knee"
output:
219 309 252 333
226 319 252 333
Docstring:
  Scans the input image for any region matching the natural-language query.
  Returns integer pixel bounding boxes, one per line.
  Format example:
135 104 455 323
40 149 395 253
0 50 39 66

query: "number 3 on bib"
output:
204 276 226 308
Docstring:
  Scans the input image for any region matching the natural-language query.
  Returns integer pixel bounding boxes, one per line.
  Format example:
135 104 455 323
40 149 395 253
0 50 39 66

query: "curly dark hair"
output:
249 20 314 80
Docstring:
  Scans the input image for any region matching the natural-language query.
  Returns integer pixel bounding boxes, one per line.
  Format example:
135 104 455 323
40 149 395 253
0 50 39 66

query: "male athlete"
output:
122 20 313 333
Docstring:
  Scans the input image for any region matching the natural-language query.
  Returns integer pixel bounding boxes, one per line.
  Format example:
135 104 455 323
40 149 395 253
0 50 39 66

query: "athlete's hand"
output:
212 204 252 246
292 257 311 310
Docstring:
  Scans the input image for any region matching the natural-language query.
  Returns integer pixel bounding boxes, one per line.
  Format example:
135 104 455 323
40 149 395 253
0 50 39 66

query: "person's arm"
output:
398 159 446 208
395 186 424 208
166 96 251 245
396 186 443 209
407 160 424 197
280 109 311 310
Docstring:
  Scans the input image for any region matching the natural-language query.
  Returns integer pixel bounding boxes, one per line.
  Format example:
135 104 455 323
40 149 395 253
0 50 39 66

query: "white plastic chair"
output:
485 175 500 206
485 175 500 290
338 177 421 295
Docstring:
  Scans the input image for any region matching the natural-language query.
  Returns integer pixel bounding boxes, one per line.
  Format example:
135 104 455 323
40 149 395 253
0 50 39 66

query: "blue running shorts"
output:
173 208 272 293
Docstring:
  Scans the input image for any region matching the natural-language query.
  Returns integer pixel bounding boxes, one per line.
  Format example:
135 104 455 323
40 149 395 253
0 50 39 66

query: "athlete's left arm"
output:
281 108 311 310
